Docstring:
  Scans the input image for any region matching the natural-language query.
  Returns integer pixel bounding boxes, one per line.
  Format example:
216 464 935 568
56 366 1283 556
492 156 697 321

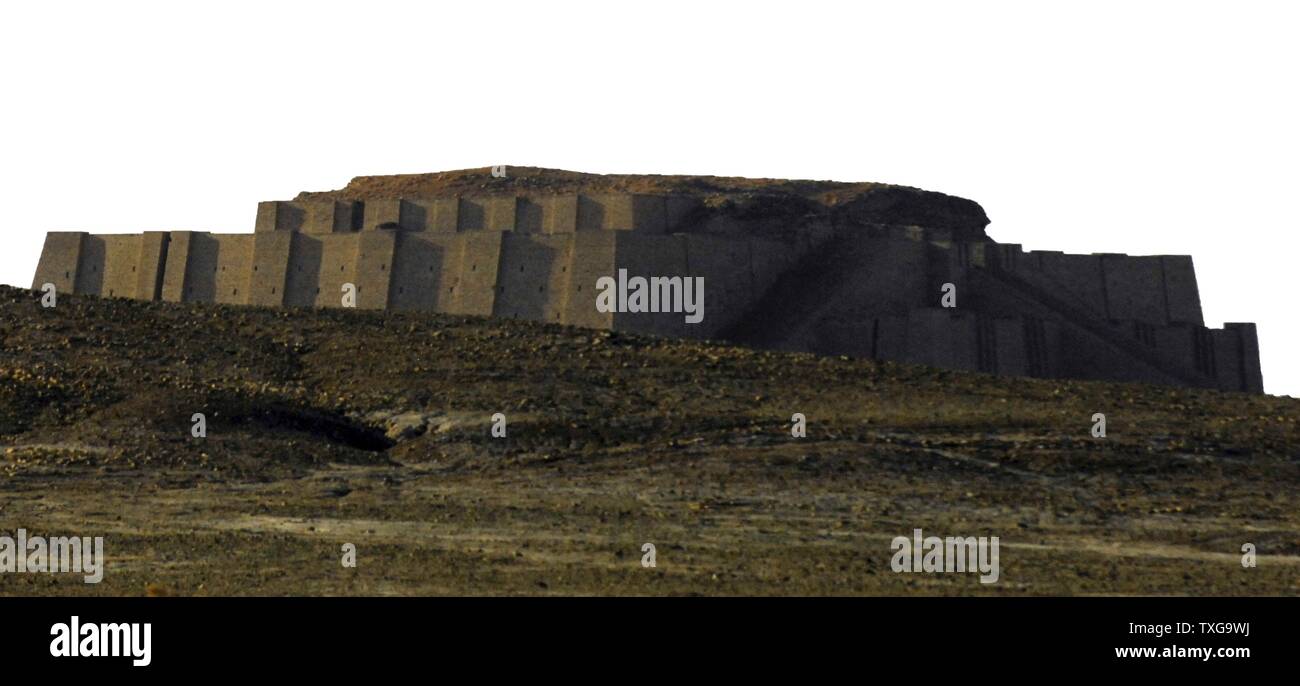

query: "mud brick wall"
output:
29 190 1264 392
493 234 572 322
1016 250 1204 326
313 234 360 307
388 235 460 312
562 231 616 330
1211 323 1264 392
247 232 293 307
354 232 396 309
31 232 87 294
610 232 689 338
134 232 171 301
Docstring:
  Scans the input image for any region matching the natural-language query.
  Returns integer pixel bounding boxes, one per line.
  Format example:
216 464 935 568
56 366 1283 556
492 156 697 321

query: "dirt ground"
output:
1 285 1297 595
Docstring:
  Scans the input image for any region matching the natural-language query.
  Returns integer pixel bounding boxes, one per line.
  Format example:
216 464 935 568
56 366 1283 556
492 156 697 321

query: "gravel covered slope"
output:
1 285 1296 596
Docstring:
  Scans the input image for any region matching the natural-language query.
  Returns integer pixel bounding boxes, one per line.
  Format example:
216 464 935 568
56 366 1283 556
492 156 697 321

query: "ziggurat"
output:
31 167 1263 392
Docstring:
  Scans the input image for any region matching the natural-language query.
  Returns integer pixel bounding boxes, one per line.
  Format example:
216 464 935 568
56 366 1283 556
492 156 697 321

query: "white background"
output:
1 1 1295 395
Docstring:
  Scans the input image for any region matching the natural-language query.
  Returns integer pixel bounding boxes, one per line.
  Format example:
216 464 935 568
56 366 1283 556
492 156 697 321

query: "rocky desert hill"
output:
0 285 1297 595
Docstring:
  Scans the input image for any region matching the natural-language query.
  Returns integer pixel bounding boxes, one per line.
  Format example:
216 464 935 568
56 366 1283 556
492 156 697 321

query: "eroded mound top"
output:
296 166 992 236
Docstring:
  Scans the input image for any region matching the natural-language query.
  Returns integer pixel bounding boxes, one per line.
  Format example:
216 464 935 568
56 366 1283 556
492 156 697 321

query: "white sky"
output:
1 1 1296 395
